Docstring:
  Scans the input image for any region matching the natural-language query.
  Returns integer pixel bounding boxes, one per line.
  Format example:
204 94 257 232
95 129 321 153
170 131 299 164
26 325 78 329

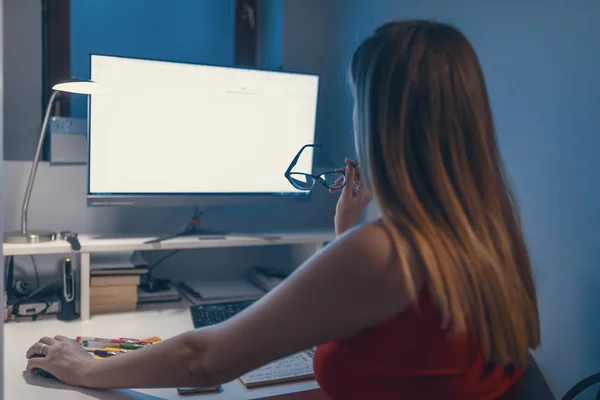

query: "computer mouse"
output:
29 354 57 379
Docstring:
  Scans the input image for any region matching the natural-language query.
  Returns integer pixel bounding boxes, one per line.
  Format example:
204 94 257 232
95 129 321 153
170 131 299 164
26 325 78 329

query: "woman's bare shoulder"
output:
339 219 423 290
336 220 405 276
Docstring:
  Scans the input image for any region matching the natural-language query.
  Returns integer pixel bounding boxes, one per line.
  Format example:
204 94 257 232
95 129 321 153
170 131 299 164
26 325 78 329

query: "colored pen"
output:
116 343 145 350
78 337 139 344
84 341 145 350
139 337 162 344
119 337 141 343
86 349 117 357
84 347 131 353
78 337 121 344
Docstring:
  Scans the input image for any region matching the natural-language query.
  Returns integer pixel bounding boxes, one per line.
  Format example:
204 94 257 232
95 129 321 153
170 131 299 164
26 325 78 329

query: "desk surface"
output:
4 303 321 399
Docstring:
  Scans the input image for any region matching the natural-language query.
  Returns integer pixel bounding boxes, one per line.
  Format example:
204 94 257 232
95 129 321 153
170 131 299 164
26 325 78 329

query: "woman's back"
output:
314 283 522 400
348 18 540 379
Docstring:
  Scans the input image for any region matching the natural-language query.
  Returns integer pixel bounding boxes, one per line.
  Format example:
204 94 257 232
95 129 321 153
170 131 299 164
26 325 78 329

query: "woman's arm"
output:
27 222 410 389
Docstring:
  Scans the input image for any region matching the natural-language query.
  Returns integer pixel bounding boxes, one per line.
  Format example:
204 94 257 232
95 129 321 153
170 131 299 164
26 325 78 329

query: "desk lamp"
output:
4 79 100 244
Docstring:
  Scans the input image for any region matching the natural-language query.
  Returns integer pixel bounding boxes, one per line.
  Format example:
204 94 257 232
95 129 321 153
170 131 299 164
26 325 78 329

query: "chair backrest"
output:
502 355 555 400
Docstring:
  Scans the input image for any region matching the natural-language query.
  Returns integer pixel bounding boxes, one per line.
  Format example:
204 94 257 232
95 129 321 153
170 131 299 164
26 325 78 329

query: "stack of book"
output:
90 252 148 315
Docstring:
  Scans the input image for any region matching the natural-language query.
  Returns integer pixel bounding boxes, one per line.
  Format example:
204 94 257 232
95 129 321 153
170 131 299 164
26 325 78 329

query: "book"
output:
90 300 137 314
90 267 148 276
91 275 141 287
90 286 138 304
90 275 139 315
238 349 315 388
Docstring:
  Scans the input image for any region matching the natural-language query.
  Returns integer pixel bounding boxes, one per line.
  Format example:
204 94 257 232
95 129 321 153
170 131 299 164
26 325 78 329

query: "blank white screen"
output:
88 55 319 194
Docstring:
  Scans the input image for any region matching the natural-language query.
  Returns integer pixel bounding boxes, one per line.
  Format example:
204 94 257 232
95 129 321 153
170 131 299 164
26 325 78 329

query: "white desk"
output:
4 302 323 399
4 230 334 321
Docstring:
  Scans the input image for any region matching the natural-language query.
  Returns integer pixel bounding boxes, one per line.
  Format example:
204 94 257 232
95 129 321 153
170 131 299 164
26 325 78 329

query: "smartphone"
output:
177 385 222 396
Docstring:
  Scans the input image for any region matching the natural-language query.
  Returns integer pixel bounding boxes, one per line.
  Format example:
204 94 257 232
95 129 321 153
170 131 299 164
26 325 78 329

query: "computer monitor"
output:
87 54 320 207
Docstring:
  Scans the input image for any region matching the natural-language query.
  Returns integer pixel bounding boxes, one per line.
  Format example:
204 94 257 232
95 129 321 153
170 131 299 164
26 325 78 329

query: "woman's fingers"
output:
26 357 46 373
26 341 51 359
336 158 357 172
329 176 344 193
341 165 356 200
25 336 72 359
40 336 58 345
331 158 361 194
352 163 365 182
26 336 58 358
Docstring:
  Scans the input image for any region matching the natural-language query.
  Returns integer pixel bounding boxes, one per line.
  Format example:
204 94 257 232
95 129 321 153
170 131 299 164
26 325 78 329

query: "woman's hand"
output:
26 335 95 387
331 158 373 236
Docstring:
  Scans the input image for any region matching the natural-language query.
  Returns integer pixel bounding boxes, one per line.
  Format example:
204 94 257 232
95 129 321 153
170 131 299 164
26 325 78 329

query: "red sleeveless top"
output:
313 286 522 399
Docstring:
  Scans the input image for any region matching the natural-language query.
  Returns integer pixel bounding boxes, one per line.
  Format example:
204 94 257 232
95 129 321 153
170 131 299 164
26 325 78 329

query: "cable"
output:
11 279 61 321
22 279 59 300
30 255 41 289
4 257 9 290
147 250 180 276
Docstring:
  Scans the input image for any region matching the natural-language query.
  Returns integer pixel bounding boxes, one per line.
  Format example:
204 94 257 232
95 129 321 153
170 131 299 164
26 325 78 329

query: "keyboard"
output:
190 299 256 328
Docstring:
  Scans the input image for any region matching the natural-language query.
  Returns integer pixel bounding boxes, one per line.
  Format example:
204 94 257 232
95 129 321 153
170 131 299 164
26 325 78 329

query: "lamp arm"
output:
20 90 60 235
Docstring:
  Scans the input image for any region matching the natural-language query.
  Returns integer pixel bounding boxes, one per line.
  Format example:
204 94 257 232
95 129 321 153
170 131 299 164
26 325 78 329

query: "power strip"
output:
7 299 60 317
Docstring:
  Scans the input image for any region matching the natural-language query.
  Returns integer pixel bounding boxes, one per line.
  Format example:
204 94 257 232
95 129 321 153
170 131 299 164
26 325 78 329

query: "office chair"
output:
562 372 600 400
500 354 556 399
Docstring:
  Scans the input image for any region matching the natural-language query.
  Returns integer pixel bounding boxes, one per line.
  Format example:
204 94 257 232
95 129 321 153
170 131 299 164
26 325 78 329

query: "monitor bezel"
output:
86 53 320 207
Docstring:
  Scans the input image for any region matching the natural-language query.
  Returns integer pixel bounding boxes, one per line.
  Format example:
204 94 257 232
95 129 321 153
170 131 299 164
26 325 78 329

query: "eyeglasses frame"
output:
284 144 348 191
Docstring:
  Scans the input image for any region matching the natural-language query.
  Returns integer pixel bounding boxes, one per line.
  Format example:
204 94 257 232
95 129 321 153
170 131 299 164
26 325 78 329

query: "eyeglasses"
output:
285 144 354 191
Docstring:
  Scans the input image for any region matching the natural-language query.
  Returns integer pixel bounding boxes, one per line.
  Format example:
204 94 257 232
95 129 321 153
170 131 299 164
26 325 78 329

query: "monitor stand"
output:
143 208 280 244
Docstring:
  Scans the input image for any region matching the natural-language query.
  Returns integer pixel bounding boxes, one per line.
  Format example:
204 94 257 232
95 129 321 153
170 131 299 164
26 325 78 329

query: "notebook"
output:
238 349 315 388
137 286 181 304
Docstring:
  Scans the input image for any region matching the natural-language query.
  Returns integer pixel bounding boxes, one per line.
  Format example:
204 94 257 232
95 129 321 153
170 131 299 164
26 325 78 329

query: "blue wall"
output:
328 0 600 396
70 0 236 118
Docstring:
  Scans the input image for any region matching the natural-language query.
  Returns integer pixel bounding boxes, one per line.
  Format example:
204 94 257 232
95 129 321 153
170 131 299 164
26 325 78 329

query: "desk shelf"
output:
3 230 335 320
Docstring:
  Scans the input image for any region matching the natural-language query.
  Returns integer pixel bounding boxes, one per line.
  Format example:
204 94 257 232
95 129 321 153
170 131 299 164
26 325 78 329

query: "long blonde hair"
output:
350 20 540 367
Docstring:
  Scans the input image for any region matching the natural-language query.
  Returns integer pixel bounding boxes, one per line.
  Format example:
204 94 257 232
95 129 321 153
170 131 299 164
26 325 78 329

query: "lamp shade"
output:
52 78 101 95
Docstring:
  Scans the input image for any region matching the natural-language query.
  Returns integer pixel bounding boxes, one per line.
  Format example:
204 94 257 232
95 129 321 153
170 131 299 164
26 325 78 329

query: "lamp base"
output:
4 230 58 244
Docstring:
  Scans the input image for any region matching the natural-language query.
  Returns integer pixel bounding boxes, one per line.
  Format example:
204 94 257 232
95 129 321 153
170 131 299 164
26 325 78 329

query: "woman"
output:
26 20 540 399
